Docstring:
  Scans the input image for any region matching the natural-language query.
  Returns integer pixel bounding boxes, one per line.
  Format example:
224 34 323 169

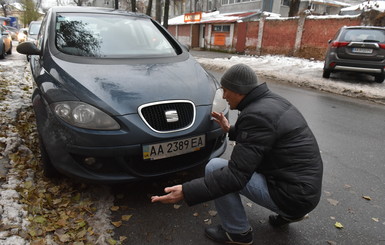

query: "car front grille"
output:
139 100 195 133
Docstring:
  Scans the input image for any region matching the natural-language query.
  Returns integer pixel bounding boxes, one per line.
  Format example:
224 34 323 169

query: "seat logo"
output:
165 110 179 123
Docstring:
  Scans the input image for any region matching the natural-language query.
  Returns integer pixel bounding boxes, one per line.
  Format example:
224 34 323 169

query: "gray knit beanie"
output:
221 63 258 94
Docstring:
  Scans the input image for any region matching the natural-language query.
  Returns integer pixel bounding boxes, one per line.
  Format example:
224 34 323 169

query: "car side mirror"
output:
328 39 332 44
23 30 28 35
17 41 41 56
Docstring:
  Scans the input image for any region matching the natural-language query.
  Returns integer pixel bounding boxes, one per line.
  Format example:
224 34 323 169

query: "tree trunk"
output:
155 0 161 23
288 0 300 17
1 4 7 17
114 0 118 9
131 0 136 12
146 0 153 16
163 0 169 29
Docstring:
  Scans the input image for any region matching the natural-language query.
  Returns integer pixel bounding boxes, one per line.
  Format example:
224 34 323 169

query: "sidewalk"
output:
189 49 385 105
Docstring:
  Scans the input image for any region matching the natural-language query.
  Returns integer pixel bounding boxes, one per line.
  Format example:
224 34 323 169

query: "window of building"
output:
213 25 230 32
222 0 257 5
281 0 290 6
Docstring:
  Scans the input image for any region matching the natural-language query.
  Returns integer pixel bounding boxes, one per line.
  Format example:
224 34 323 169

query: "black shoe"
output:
205 225 253 245
268 214 308 227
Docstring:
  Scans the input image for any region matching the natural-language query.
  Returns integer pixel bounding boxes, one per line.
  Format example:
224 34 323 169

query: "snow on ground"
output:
0 54 116 244
0 57 32 244
195 55 385 104
0 50 384 244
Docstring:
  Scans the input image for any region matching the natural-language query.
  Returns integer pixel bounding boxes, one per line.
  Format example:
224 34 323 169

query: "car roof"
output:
343 26 385 30
49 6 150 19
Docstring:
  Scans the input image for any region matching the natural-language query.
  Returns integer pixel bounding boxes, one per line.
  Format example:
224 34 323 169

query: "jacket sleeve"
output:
183 113 276 206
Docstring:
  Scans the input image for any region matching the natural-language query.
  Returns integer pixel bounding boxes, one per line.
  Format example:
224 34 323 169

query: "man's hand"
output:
151 185 184 204
212 112 230 133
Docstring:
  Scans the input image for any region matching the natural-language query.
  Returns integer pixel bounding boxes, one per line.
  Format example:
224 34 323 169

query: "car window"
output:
55 13 178 58
36 17 48 49
29 22 41 35
341 29 385 43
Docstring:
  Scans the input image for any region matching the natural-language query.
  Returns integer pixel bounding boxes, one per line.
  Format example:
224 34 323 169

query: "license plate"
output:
143 135 205 160
352 48 373 54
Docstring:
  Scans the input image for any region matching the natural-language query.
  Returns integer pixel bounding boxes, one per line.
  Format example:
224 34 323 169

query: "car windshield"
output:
342 29 385 43
55 13 178 58
29 23 41 35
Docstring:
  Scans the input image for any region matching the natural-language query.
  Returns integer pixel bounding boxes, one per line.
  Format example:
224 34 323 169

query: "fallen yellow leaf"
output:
110 206 120 211
362 196 371 201
121 215 132 221
208 210 218 217
173 204 182 209
119 236 128 242
334 222 343 229
111 221 122 228
372 217 379 222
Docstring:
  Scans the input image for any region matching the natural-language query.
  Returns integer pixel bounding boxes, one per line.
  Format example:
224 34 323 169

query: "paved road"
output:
112 63 385 244
3 46 384 244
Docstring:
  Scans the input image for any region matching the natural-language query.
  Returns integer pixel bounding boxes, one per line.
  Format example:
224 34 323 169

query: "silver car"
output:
323 26 385 83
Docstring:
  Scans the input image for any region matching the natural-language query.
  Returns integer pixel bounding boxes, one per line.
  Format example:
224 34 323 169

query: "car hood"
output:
48 56 217 115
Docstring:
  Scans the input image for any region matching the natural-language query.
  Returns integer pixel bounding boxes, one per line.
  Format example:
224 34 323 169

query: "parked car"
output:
4 26 18 40
0 25 12 59
27 20 42 42
17 6 228 183
18 27 28 43
323 26 385 83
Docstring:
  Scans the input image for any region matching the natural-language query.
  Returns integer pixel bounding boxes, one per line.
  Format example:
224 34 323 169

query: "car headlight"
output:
211 89 228 114
52 101 120 130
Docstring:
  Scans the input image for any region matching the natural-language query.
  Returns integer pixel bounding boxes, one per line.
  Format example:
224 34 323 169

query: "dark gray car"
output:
17 6 228 183
323 26 385 83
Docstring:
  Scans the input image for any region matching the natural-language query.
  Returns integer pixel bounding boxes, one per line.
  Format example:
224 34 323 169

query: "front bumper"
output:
47 128 226 183
38 106 227 183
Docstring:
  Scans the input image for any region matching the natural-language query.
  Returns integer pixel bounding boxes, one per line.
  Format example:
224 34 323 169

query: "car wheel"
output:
322 69 331 78
39 135 60 178
374 74 384 83
6 42 12 55
0 46 5 59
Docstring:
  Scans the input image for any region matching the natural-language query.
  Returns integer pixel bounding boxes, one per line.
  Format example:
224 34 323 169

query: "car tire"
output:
322 69 331 78
38 135 60 178
0 46 5 59
6 42 12 55
374 74 384 83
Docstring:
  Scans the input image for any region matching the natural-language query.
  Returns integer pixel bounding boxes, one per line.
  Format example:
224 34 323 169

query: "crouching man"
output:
151 64 323 245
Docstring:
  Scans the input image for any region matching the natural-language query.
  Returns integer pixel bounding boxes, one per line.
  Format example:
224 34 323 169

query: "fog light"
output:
83 157 103 170
84 157 96 165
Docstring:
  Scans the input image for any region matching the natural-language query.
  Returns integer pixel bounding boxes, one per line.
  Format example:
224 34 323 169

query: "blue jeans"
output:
205 158 285 233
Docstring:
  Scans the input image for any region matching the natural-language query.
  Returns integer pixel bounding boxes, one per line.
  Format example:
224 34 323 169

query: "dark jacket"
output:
183 83 323 217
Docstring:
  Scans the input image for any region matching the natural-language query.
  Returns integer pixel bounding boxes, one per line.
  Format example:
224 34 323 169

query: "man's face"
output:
222 87 245 110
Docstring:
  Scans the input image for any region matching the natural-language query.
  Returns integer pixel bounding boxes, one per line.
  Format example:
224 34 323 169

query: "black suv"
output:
323 26 385 83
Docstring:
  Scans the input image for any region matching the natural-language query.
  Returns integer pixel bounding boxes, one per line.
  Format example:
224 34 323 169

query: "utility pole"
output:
115 0 118 9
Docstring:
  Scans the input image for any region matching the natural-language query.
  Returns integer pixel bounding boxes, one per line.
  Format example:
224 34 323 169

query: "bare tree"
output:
20 0 40 26
163 0 169 28
131 0 136 11
73 0 83 6
155 0 161 23
288 0 300 17
1 0 8 17
146 0 153 16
